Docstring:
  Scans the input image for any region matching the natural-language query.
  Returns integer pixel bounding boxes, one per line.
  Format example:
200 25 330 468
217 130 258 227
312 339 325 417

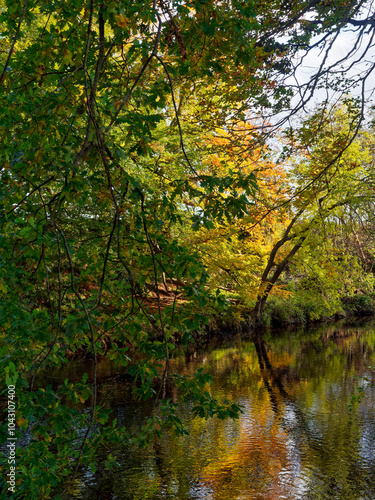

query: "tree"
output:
186 123 290 306
252 102 375 324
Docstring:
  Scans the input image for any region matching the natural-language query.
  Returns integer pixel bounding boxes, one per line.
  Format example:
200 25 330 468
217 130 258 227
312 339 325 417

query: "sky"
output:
270 3 375 128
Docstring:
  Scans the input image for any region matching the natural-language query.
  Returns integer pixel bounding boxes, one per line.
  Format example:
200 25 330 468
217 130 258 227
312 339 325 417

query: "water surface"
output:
68 320 375 499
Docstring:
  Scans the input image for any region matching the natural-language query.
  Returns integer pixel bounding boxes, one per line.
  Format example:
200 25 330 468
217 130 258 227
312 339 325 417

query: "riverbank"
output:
197 292 375 345
263 292 375 326
61 291 375 359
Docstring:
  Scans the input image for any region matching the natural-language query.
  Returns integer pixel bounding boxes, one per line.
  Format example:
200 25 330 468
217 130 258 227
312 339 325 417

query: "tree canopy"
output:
1 0 375 497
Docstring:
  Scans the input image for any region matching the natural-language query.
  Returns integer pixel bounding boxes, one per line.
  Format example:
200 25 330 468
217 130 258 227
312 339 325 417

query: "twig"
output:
0 0 29 84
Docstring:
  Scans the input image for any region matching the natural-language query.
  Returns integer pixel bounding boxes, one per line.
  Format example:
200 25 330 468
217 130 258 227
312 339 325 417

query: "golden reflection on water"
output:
201 409 292 499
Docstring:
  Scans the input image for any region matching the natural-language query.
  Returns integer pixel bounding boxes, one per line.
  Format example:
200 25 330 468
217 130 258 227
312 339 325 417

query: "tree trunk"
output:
252 236 306 325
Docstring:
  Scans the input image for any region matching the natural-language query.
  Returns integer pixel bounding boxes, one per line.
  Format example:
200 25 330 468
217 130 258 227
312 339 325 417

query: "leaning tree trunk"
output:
251 183 359 326
252 236 306 326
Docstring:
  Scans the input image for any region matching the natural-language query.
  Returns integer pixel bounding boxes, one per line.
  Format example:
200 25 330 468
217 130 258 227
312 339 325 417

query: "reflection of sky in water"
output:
359 406 375 464
189 483 214 500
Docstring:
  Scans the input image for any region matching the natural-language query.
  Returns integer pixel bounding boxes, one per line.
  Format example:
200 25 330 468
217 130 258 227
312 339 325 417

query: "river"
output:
65 319 375 499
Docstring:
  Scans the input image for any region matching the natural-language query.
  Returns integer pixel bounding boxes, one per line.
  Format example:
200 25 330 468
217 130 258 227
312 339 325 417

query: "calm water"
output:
66 320 375 499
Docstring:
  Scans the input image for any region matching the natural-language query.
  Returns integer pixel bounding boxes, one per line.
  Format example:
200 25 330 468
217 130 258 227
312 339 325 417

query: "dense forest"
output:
1 0 375 497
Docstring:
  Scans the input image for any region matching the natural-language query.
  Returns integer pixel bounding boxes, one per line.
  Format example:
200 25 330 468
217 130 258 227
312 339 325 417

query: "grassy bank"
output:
262 292 375 327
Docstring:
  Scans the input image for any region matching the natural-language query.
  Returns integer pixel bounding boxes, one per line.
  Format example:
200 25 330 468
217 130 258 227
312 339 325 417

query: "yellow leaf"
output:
0 281 7 294
17 417 27 427
115 14 128 29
